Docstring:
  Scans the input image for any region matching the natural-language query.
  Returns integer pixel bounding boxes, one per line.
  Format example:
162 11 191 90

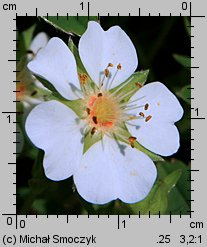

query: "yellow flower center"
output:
85 92 122 134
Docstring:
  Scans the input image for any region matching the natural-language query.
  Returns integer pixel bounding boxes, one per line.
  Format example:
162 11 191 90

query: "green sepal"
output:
68 38 87 74
68 38 98 92
176 84 191 105
110 70 149 103
35 75 61 95
115 123 164 162
40 16 98 36
47 93 85 119
82 121 163 161
83 131 102 154
34 76 83 118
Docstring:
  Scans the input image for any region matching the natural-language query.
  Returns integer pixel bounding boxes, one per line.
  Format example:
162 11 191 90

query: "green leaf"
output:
32 199 47 214
183 17 191 36
176 84 191 105
41 16 98 36
110 70 149 102
29 178 49 196
129 168 182 214
20 151 48 214
157 160 190 214
173 54 190 69
31 150 46 179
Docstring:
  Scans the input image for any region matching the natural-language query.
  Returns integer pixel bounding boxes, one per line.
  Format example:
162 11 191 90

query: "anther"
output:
108 63 114 67
145 115 152 122
79 73 88 85
144 103 149 110
92 116 98 124
129 136 137 148
117 63 122 70
104 68 110 77
98 93 102 97
27 50 35 55
135 82 143 88
139 112 145 117
86 108 90 115
91 127 96 135
31 90 37 96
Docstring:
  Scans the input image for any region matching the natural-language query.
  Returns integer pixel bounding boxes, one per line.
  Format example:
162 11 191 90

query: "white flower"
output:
26 21 183 204
17 32 49 108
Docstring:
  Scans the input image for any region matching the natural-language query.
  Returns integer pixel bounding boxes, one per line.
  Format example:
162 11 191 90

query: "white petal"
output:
74 136 157 204
28 37 80 100
127 82 184 156
79 21 138 88
29 32 49 55
25 100 84 181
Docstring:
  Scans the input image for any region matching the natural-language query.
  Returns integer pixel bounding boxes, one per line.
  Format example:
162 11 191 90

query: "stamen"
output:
78 73 91 95
127 98 144 105
107 63 122 90
92 116 98 124
27 50 34 55
129 136 137 148
116 87 138 102
117 63 122 70
125 122 138 127
79 73 88 85
123 105 144 112
86 108 90 115
110 76 134 96
31 90 37 96
104 69 110 77
139 112 145 117
113 132 130 144
27 50 35 58
145 115 152 122
91 127 96 135
98 93 102 97
144 103 149 110
124 115 141 121
99 63 114 88
135 82 143 88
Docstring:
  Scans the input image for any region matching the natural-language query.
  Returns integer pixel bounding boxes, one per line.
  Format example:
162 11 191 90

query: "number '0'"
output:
182 2 188 10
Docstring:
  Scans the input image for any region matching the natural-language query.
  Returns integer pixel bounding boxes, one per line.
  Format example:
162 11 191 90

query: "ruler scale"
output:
0 0 206 246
